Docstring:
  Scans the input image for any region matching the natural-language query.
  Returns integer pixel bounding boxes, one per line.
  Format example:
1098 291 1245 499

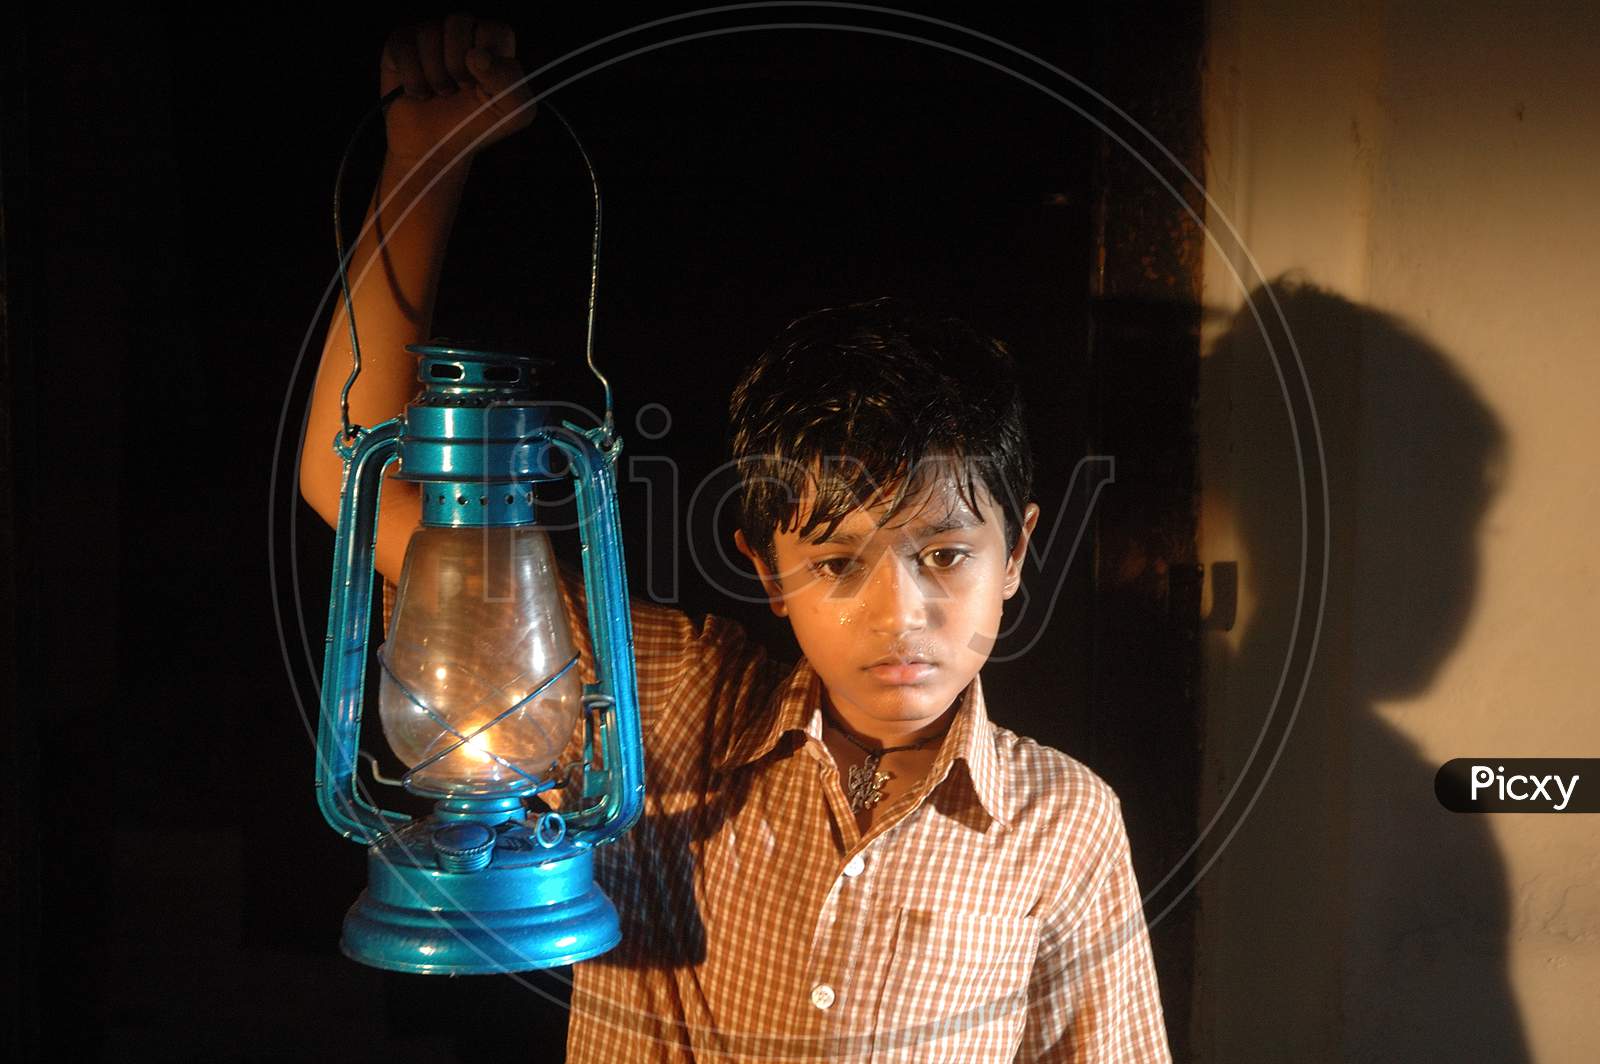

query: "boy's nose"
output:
865 555 927 635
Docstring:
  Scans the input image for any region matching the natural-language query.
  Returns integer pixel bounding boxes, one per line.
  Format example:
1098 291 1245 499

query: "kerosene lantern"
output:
309 85 642 973
315 340 643 974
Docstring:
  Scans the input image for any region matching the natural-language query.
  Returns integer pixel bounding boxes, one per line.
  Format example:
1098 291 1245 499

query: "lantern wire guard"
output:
314 81 643 974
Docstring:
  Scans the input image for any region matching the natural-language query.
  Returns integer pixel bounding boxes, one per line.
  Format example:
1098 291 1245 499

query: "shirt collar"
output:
924 671 1012 828
711 661 819 775
711 659 1012 828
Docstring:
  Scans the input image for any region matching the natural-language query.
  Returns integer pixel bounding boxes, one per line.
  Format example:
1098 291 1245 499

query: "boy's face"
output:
736 468 1039 732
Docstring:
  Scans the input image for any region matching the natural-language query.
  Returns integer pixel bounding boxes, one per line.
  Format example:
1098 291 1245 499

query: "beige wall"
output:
1196 2 1600 1061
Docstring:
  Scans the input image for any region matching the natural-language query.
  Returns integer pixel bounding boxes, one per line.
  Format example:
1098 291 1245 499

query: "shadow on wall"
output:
1198 279 1521 1062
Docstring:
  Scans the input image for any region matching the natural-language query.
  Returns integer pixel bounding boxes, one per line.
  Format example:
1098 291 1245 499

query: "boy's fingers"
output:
474 18 516 59
442 12 476 85
381 31 430 99
467 49 534 120
413 21 457 96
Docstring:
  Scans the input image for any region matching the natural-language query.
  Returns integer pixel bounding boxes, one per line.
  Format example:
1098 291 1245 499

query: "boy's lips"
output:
864 655 936 684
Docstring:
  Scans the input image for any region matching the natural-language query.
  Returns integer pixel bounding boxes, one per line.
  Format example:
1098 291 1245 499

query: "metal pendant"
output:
846 755 892 811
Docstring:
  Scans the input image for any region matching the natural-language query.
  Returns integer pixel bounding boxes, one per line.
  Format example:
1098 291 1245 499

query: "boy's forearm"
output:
300 152 471 532
300 16 534 583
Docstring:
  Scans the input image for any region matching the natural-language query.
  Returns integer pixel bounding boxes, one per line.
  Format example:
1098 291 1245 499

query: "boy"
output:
300 16 1170 1062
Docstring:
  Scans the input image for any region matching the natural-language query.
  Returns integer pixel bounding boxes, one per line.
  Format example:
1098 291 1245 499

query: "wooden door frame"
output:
1086 5 1207 1058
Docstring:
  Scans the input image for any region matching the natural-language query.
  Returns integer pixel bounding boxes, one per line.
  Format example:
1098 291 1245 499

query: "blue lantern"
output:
314 340 644 974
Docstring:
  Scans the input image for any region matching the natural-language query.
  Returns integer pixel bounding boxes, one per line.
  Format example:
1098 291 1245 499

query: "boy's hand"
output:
380 13 534 167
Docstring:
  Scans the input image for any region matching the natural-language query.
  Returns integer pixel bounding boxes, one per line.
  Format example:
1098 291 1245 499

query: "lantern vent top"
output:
409 341 552 407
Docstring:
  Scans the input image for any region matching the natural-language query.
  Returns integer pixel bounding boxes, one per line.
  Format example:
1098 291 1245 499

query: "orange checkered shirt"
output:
532 565 1172 1064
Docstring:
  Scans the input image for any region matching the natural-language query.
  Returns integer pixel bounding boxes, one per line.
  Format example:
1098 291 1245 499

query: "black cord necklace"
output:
823 710 951 812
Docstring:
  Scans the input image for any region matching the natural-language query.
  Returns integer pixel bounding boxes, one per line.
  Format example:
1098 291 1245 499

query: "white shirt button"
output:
842 854 866 878
810 983 836 1010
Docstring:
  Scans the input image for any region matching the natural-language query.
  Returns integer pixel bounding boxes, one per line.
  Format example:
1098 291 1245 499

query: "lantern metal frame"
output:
314 341 643 974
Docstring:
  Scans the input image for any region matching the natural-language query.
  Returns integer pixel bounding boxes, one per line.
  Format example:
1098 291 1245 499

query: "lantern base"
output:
341 815 620 974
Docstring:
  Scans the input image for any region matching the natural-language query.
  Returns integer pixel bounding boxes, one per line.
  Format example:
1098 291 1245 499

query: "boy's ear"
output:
1002 502 1042 600
734 529 789 617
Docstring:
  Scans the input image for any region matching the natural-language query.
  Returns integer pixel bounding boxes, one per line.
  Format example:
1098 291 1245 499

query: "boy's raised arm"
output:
299 14 534 584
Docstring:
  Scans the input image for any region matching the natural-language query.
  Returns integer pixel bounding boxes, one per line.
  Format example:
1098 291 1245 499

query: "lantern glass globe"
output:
378 525 582 796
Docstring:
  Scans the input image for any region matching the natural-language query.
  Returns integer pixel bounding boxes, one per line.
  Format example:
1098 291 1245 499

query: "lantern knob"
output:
431 821 497 874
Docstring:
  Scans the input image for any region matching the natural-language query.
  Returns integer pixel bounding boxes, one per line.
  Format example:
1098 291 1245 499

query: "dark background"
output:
2 4 1203 1059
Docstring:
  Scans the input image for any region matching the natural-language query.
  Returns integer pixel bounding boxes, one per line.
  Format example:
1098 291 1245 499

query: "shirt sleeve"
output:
1016 797 1173 1063
548 559 703 764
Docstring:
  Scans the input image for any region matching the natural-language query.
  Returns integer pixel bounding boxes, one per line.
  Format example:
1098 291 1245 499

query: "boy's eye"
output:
920 547 971 571
809 557 861 580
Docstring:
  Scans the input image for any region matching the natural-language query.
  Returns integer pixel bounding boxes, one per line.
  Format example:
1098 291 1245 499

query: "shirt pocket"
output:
870 907 1040 1063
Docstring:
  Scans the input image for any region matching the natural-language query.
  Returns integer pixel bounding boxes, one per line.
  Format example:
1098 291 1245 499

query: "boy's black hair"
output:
728 297 1034 572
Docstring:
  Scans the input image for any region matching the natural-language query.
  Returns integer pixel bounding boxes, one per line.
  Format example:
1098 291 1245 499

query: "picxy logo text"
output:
1435 758 1597 813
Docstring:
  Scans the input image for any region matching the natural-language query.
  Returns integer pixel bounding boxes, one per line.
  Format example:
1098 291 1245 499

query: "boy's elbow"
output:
298 444 340 530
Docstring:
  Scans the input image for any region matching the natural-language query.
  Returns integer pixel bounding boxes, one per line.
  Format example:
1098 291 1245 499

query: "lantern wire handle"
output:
331 88 616 446
333 85 405 444
542 101 615 447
